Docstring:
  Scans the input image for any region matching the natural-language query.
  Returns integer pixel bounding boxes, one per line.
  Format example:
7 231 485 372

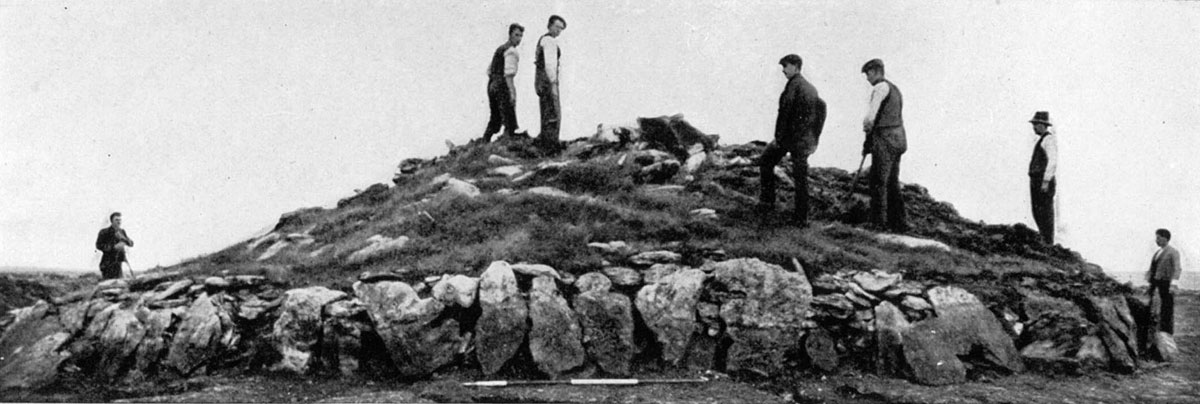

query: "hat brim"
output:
1029 120 1052 126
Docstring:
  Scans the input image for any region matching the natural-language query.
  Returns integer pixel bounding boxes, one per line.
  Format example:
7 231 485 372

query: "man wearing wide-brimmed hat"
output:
1027 111 1057 244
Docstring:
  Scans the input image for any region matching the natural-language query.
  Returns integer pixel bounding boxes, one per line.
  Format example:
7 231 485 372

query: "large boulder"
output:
901 286 1024 385
705 258 812 375
474 261 529 375
573 290 635 376
874 301 911 376
431 275 479 308
87 303 149 379
165 293 238 376
528 276 585 377
125 306 183 382
0 301 70 389
635 268 706 366
354 280 466 378
270 287 348 373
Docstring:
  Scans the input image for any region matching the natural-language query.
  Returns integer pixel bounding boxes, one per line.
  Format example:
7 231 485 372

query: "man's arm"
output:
504 47 519 101
118 229 133 247
542 36 559 83
1041 131 1058 188
96 230 109 252
1168 247 1183 280
862 82 890 132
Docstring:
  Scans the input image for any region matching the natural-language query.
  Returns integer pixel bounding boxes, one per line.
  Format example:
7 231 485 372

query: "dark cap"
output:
861 58 884 73
779 54 803 67
1029 111 1052 126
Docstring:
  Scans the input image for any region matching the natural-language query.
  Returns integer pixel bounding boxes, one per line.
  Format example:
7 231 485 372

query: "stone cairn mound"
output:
1 246 1145 390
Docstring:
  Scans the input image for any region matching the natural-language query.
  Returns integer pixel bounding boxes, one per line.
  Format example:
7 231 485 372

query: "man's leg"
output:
758 141 786 211
100 263 121 280
1030 177 1055 244
501 87 518 137
886 153 906 231
483 82 503 141
1159 280 1175 334
869 146 895 227
536 84 561 148
790 143 810 225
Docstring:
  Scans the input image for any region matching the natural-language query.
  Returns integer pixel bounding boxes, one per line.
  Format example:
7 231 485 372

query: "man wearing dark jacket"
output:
759 54 826 226
1027 111 1058 244
1147 228 1183 334
95 212 133 280
860 58 907 232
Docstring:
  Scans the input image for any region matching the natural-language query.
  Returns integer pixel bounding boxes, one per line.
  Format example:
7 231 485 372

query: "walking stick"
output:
123 259 137 280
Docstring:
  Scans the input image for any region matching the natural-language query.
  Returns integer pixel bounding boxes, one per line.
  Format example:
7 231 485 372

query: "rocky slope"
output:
0 119 1174 400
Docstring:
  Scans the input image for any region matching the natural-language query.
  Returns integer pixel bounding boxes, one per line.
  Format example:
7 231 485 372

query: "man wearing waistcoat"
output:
481 23 525 142
534 15 566 153
1147 228 1182 335
1027 111 1057 244
860 59 907 232
760 54 826 226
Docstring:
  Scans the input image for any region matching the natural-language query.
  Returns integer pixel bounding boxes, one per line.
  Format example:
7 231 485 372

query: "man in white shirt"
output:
1027 111 1057 244
1147 228 1182 336
482 23 524 142
860 59 907 232
534 15 566 153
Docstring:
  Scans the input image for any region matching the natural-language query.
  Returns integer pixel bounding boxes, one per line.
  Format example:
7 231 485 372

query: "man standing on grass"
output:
759 54 826 227
1146 228 1182 335
95 212 133 280
860 58 907 232
1027 111 1057 244
533 15 566 153
481 23 525 142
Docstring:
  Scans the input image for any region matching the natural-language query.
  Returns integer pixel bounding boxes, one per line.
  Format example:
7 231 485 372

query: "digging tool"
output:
123 259 137 280
462 377 708 387
843 154 867 203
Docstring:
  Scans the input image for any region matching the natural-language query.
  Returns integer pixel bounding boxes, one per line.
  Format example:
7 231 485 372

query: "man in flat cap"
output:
860 58 907 232
1027 111 1057 244
760 54 826 226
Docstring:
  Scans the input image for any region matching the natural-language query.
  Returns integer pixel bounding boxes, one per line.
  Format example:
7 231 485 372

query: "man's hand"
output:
1041 179 1051 192
115 242 128 252
862 133 872 156
862 119 873 133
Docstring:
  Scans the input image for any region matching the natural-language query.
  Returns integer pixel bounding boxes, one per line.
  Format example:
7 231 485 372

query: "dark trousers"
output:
1149 279 1175 334
1029 177 1056 244
483 79 517 141
100 262 122 280
535 81 561 147
759 139 811 223
869 145 906 230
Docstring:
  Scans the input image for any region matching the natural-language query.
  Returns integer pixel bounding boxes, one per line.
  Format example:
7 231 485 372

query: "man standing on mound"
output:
1027 111 1057 244
533 15 566 153
1146 228 1182 335
759 54 826 226
95 212 134 280
860 58 907 232
481 23 525 142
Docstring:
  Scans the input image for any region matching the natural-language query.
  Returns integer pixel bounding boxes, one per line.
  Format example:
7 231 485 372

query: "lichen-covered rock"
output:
89 304 149 379
431 275 479 308
573 290 634 376
475 261 529 375
705 258 811 375
630 251 682 266
0 301 70 389
852 269 901 293
510 263 561 279
635 268 706 366
575 272 612 294
602 266 641 286
165 293 236 376
874 301 911 377
529 276 585 377
270 286 348 373
354 280 465 377
901 286 1024 385
125 306 183 382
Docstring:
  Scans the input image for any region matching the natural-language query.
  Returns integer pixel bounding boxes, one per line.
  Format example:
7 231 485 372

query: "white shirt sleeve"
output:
503 46 519 77
541 36 559 83
863 82 890 129
1041 131 1058 181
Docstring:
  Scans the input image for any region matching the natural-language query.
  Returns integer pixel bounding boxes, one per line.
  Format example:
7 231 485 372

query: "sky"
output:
2 0 1198 283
